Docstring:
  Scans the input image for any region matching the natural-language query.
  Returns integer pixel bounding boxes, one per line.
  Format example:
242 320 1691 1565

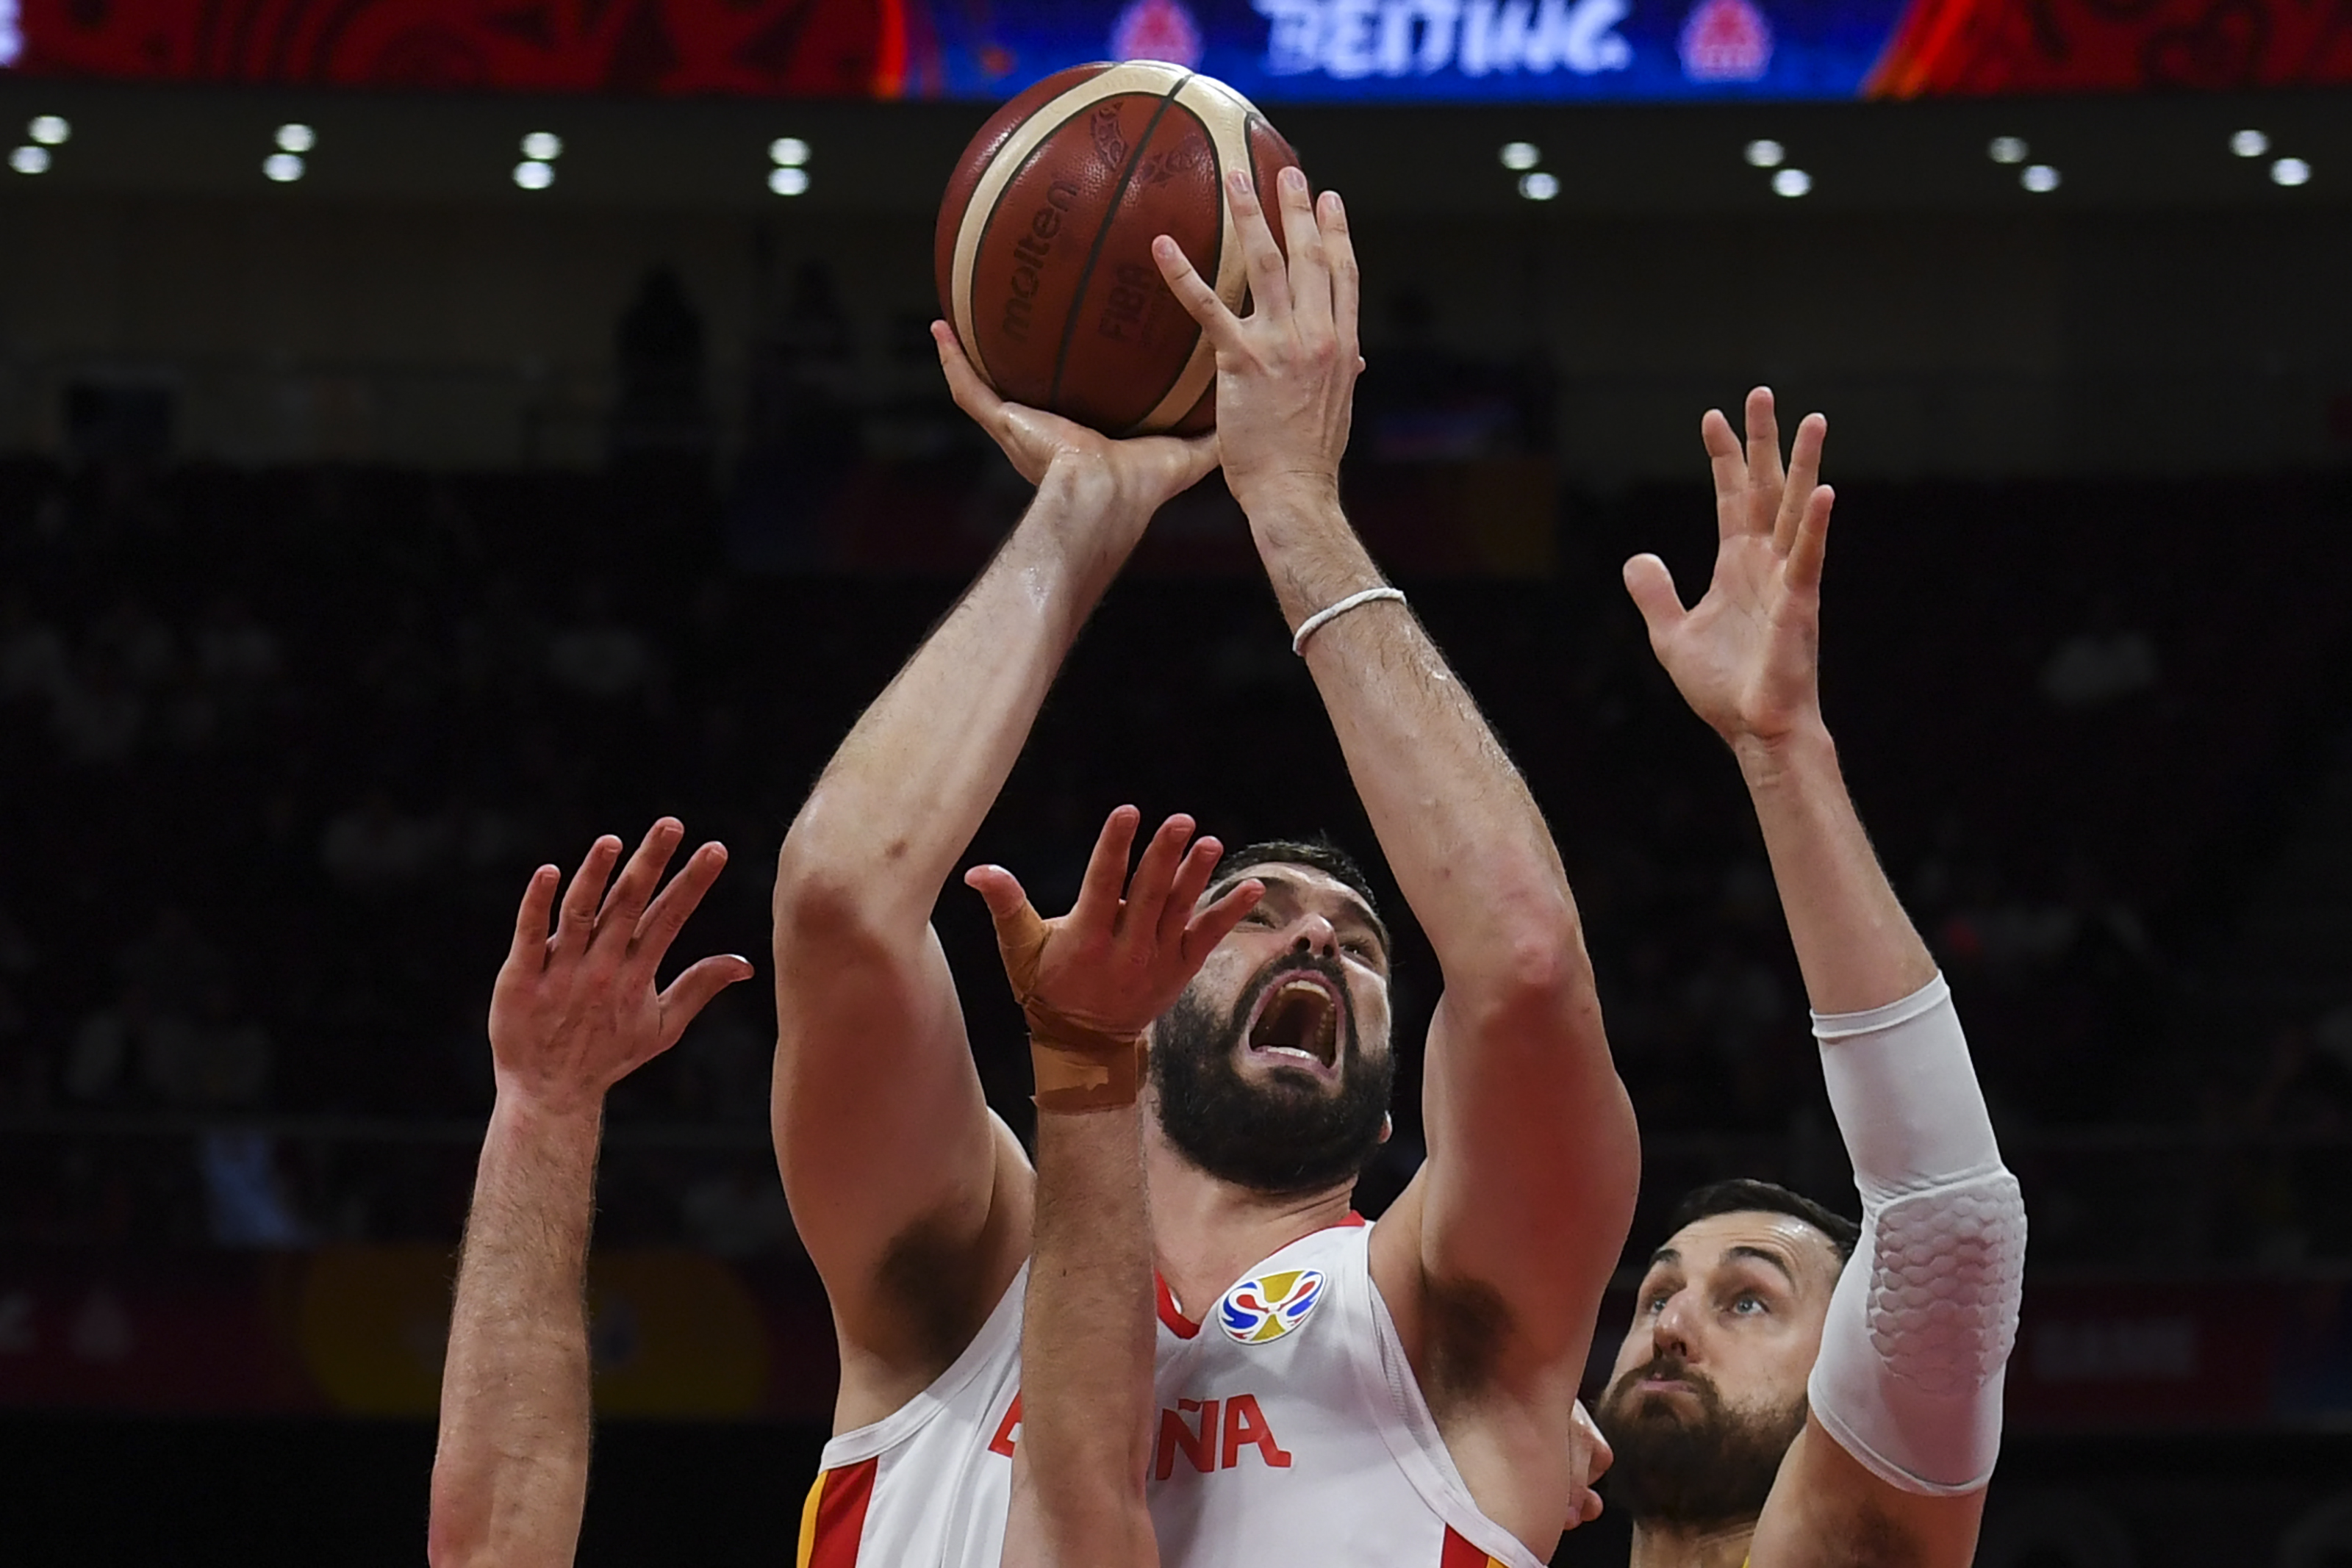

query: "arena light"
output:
1987 136 2027 165
1743 138 1784 168
1517 170 1560 201
521 132 563 162
1499 141 1539 171
276 123 315 154
9 144 49 175
2271 157 2311 187
28 114 68 146
768 165 811 196
263 151 304 183
2231 129 2269 158
770 136 811 168
2021 163 2060 193
514 159 555 190
1771 167 1811 198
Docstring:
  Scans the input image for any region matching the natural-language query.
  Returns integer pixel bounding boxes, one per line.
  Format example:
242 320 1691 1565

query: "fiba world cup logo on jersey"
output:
1217 1268 1326 1345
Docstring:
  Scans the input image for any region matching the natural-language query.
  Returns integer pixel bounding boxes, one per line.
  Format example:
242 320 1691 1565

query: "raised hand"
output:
1622 387 1835 751
490 818 755 1118
931 322 1218 522
964 806 1262 1050
1152 168 1360 519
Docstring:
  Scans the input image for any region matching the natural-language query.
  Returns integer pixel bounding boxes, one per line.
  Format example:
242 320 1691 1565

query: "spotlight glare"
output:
513 159 555 190
9 144 49 175
28 115 69 146
2021 163 2059 193
275 123 315 154
1744 138 1785 168
1771 167 1811 198
2231 129 2269 159
262 151 305 183
2271 156 2311 187
1499 140 1540 171
768 165 811 196
1517 170 1560 201
770 136 811 168
1988 135 2027 164
521 132 563 162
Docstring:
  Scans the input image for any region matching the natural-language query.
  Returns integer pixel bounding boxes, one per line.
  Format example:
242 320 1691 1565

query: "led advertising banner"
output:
1 0 2347 101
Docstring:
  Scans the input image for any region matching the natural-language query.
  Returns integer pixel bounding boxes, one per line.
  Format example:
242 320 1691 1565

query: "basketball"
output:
934 62 1303 438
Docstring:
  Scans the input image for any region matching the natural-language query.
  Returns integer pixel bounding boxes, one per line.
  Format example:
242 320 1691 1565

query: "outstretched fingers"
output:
1070 805 1142 934
506 865 560 973
1272 166 1330 337
1701 409 1748 542
1743 386 1785 534
1774 412 1828 555
632 839 729 964
1785 483 1835 594
1621 553 1690 648
1319 190 1360 367
1121 814 1196 943
1158 832 1227 949
656 952 756 1049
1183 877 1263 966
600 818 684 948
554 835 622 957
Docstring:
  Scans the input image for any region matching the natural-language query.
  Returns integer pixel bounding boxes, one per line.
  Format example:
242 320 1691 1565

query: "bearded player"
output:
777 165 1637 1568
1591 392 2027 1567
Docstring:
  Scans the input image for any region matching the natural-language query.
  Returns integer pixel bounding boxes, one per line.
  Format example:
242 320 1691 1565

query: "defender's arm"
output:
772 334 1214 1429
1626 393 2022 1568
430 824 749 1568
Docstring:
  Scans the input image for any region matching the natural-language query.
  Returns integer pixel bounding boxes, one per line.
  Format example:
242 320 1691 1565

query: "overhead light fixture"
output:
28 115 69 146
770 137 811 168
521 132 563 162
1987 136 2027 164
1744 138 1785 168
2231 129 2269 159
514 159 555 190
768 166 810 196
1499 141 1540 171
1771 167 1810 198
2021 163 2059 193
1517 170 1560 201
263 152 304 182
2271 157 2311 187
9 144 49 175
276 123 315 154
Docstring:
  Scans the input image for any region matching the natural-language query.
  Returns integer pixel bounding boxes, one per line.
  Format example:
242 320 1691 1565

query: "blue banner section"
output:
933 0 1904 101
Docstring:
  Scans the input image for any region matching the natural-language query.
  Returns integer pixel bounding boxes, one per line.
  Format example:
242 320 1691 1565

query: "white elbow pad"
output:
1805 974 2026 1497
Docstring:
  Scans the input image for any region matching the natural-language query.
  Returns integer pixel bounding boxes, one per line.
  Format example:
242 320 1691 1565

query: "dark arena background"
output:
2 0 2351 1560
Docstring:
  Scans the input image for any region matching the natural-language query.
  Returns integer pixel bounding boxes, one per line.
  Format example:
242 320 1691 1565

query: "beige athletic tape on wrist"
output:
1030 1028 1145 1113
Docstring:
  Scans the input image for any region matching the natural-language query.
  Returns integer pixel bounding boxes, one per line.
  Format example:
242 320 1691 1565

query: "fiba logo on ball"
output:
1218 1269 1327 1344
1679 0 1773 81
1111 0 1205 68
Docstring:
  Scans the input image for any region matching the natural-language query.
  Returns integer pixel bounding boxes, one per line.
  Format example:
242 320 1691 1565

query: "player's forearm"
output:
1021 1105 1158 1523
429 1095 602 1568
1734 719 1935 1015
1248 492 1588 1001
775 465 1148 937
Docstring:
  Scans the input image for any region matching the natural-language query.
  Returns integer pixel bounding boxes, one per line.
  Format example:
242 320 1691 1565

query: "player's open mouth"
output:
1242 971 1344 1077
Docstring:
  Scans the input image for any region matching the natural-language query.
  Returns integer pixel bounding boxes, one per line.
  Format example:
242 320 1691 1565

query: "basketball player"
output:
428 819 753 1568
1591 390 2027 1567
776 164 1636 1567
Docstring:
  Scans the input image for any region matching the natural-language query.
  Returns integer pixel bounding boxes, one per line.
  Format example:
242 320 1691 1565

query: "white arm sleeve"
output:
1805 972 2026 1497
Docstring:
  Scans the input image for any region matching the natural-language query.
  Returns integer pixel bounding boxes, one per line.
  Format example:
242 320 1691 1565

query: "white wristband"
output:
1291 586 1406 655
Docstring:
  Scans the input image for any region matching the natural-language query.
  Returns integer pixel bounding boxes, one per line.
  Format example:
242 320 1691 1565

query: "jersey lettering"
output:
1152 1393 1291 1478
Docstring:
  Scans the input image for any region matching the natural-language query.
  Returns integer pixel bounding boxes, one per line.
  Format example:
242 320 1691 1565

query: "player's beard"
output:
1150 956 1394 1198
1594 1353 1808 1531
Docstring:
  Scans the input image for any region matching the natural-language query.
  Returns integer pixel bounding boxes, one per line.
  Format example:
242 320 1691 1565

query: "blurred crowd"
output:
0 448 2346 1270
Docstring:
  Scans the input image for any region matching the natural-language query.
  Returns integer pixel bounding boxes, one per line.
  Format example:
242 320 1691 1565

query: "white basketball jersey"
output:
796 1218 1546 1568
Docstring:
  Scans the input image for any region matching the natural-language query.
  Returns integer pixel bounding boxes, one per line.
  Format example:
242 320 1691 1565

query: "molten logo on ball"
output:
1001 179 1080 346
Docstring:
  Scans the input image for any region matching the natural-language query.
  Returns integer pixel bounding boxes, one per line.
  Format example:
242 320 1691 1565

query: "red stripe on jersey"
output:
1155 1273 1202 1339
1341 1210 1369 1227
800 1457 878 1568
1439 1525 1499 1567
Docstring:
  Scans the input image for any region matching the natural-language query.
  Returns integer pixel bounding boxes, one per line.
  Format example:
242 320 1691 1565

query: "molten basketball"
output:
935 62 1302 438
